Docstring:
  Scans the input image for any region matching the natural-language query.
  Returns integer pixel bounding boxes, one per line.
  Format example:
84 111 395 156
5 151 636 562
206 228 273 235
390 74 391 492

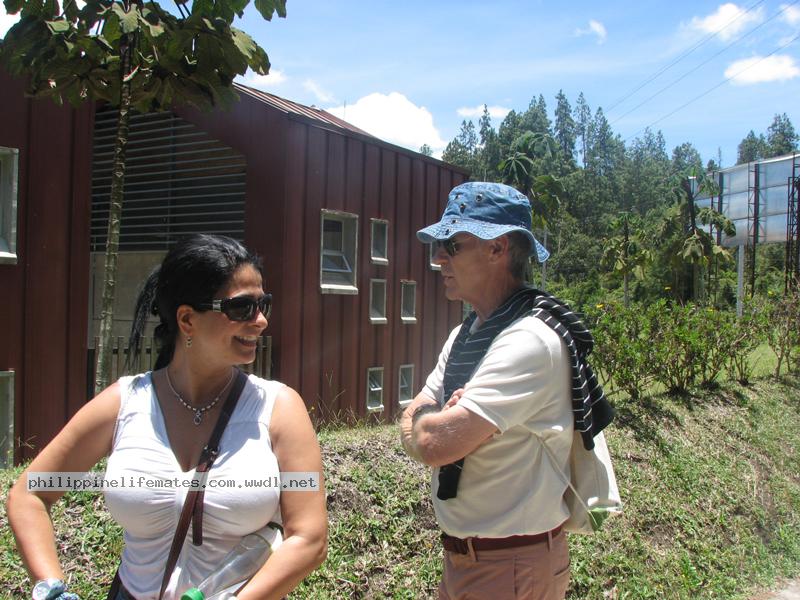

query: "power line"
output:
611 0 799 127
606 0 767 115
625 31 800 143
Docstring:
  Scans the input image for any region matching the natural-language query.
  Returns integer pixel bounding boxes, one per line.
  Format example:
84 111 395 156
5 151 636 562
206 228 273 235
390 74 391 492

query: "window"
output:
369 279 387 324
401 280 417 323
320 210 358 293
370 219 388 264
0 147 19 265
366 367 384 412
428 243 441 271
0 371 14 468
398 364 414 406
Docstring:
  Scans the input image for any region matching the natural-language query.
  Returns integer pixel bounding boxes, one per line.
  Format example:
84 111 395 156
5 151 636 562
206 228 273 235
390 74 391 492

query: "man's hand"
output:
400 394 439 463
400 390 498 467
443 388 464 410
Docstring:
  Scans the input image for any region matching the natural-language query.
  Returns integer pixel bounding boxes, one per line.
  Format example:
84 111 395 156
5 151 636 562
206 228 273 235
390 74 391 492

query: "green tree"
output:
476 104 501 180
499 132 563 230
737 130 767 164
442 119 479 173
671 142 703 174
419 144 433 156
601 213 651 306
573 92 591 168
553 90 576 166
1 0 287 390
658 169 735 301
766 112 798 158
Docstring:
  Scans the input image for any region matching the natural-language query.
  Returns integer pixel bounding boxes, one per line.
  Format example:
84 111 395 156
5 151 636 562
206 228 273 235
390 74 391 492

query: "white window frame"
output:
369 279 387 324
320 209 358 294
366 367 384 412
0 147 20 265
370 218 389 265
428 243 441 271
398 364 414 407
0 370 14 468
400 280 417 324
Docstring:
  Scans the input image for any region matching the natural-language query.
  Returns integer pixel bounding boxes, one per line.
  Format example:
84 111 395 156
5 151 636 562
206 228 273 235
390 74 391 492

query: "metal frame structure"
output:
746 162 759 296
787 156 800 292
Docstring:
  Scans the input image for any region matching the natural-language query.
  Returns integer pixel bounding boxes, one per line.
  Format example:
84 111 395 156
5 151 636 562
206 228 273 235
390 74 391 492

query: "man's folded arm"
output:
400 392 498 467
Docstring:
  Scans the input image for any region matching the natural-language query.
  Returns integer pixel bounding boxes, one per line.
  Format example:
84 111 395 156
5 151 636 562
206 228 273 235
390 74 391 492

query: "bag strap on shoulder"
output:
157 369 248 600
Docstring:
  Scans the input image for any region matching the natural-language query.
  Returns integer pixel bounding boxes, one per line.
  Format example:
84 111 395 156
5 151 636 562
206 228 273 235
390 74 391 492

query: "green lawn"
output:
2 374 800 599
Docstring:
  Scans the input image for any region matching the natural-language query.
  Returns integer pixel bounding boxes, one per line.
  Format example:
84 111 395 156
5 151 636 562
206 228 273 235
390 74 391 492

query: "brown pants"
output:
438 529 570 600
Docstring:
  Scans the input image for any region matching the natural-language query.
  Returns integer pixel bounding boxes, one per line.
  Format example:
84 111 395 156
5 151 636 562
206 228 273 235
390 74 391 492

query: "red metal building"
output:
0 71 467 462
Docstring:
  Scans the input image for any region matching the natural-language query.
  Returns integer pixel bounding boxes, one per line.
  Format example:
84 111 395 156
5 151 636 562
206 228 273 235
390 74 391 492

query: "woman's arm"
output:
6 383 121 583
237 386 327 600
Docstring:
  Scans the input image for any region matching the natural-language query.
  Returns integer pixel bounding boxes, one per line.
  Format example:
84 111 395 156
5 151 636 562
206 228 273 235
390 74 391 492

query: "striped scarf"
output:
437 286 614 500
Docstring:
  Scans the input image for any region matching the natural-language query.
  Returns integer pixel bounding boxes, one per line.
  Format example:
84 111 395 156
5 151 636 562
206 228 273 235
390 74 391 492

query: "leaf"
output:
230 26 256 60
45 18 71 33
111 2 139 34
4 0 25 15
253 0 286 20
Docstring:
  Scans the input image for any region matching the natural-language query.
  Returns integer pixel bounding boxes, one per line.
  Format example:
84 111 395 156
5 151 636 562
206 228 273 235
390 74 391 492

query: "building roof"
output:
234 82 375 138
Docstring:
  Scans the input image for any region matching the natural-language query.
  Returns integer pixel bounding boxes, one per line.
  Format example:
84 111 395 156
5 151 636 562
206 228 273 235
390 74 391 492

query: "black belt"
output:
441 525 563 554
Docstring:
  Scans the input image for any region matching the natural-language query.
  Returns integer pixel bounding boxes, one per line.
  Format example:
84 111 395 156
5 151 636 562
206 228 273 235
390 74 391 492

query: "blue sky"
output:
3 1 799 167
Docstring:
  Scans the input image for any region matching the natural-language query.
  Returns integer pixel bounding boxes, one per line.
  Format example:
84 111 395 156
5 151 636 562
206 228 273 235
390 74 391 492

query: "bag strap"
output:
535 432 592 517
158 369 248 600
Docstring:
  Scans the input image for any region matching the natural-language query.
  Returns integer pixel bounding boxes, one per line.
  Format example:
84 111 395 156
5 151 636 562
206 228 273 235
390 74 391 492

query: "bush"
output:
587 302 655 400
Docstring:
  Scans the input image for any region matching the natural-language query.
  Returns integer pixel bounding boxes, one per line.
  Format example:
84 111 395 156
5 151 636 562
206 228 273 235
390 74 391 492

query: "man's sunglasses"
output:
433 239 461 257
196 293 272 321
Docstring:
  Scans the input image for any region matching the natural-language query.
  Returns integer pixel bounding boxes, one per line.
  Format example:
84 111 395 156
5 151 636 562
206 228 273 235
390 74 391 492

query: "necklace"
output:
165 368 235 425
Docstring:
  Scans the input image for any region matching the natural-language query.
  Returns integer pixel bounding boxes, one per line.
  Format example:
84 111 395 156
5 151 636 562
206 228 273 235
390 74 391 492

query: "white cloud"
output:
456 104 512 121
780 3 800 26
574 20 607 44
236 69 286 91
1 8 20 37
303 79 336 104
725 54 800 84
687 3 764 41
326 92 447 152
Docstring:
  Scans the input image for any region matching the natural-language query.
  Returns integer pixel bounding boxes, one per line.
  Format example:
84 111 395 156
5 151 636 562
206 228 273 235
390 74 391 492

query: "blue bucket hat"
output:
416 181 550 262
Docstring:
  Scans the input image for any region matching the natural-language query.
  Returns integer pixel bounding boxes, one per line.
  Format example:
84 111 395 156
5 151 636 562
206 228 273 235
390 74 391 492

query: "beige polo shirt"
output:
421 314 573 538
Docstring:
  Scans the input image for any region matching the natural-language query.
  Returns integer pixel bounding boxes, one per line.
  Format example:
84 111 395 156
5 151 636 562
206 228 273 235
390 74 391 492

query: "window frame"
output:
0 147 20 265
428 243 441 271
400 280 417 324
369 278 387 324
0 370 14 468
320 209 359 294
398 364 414 407
366 367 384 412
370 218 389 265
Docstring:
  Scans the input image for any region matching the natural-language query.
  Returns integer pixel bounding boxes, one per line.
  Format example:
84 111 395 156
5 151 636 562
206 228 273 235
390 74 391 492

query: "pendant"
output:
193 411 203 426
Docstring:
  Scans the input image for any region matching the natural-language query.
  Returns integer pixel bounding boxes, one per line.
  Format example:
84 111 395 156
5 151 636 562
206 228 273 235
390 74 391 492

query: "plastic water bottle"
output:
180 524 282 600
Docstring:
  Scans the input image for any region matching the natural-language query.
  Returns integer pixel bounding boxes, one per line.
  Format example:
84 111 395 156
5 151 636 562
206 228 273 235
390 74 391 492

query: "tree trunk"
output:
95 36 133 393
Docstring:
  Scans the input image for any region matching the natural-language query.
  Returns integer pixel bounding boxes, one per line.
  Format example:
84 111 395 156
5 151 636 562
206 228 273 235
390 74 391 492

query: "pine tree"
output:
737 130 767 164
573 92 592 168
766 113 799 158
554 90 576 164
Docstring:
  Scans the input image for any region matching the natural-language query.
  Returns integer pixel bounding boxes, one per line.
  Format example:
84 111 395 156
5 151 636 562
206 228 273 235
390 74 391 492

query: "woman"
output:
7 234 327 599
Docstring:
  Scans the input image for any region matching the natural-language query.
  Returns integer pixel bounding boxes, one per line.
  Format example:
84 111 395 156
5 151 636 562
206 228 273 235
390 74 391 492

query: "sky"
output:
3 0 800 167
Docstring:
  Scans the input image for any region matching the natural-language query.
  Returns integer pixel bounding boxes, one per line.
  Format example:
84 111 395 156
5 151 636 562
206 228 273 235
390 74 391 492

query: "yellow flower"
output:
596 303 605 309
664 286 671 291
768 290 775 296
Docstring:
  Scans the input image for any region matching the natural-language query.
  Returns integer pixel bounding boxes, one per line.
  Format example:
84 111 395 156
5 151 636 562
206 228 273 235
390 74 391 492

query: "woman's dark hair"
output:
127 234 262 371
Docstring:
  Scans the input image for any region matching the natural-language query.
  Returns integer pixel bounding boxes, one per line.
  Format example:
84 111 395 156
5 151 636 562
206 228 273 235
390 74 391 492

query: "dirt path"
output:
752 580 800 599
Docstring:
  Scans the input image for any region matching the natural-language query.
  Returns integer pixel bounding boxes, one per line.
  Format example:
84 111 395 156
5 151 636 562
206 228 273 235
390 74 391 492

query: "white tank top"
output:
104 372 283 599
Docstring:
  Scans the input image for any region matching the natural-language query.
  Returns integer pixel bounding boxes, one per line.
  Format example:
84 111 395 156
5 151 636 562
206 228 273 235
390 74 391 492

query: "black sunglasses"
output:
433 239 461 257
196 293 272 321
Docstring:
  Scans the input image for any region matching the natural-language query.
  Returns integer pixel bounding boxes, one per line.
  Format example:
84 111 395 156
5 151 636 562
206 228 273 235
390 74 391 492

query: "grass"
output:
2 375 800 599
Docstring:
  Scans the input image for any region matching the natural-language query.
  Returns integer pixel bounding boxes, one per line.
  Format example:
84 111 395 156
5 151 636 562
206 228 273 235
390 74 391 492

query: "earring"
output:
186 336 193 348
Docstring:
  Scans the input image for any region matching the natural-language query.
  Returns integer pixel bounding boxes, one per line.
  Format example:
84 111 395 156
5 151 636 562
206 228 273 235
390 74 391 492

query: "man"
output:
401 181 574 600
